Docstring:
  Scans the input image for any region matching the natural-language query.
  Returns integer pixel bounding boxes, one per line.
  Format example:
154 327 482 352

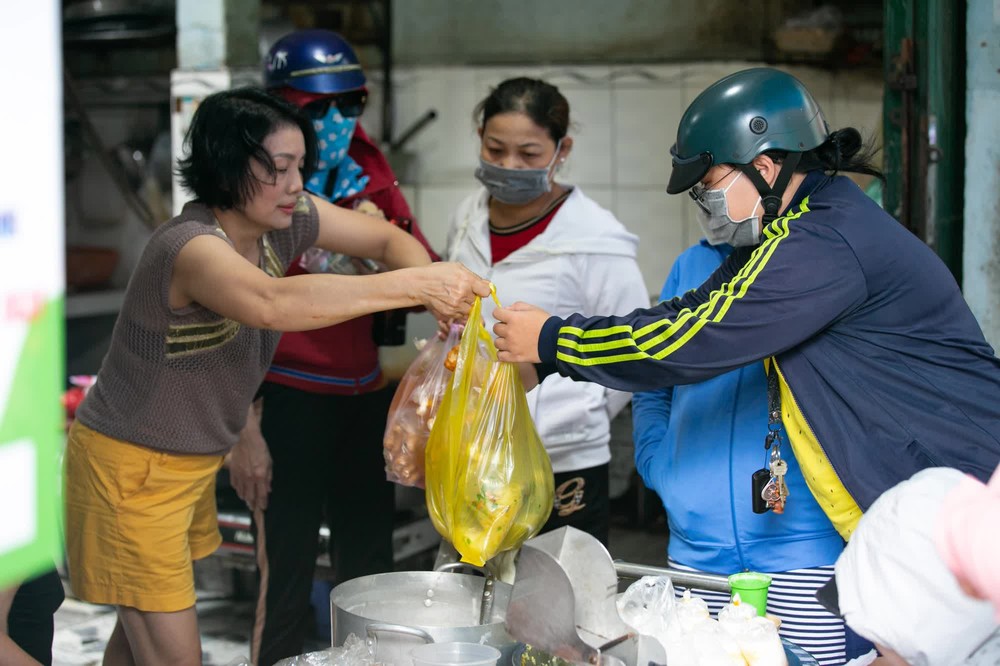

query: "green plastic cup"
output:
728 571 772 616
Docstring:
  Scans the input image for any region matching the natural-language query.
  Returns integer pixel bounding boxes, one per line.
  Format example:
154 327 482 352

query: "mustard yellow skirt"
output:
64 421 224 612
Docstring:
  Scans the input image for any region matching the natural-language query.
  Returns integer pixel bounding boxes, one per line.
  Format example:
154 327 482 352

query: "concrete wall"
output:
963 0 1000 350
177 0 259 69
389 0 787 65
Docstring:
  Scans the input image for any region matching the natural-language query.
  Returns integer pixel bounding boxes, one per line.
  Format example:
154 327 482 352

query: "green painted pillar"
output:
883 0 914 231
919 0 965 282
882 0 965 280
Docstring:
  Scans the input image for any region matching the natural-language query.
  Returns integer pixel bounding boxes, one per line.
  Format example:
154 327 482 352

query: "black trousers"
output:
541 462 610 546
7 569 64 666
253 382 395 666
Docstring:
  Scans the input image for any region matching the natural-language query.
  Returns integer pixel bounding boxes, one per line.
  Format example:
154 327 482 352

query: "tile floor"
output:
53 595 259 666
51 522 668 666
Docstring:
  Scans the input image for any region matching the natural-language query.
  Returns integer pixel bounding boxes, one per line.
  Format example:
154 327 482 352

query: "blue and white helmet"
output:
263 29 366 94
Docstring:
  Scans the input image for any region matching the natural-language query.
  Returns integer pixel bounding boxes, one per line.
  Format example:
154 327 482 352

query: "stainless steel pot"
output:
330 571 516 666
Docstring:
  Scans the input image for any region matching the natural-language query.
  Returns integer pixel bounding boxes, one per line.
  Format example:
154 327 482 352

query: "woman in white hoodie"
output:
445 77 650 544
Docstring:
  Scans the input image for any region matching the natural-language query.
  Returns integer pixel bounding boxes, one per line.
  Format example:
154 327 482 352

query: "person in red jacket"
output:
228 30 439 665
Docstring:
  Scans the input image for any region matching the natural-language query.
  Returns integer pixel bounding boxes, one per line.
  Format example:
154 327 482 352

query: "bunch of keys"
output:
752 426 790 514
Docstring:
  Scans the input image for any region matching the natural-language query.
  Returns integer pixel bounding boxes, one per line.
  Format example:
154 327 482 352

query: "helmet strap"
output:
740 152 801 224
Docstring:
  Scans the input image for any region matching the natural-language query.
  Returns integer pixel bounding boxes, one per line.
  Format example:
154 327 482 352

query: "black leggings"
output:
8 569 64 666
252 382 395 666
541 463 610 546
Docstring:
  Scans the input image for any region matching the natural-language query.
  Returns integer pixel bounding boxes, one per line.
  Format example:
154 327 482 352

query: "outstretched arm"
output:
171 233 491 332
499 217 866 392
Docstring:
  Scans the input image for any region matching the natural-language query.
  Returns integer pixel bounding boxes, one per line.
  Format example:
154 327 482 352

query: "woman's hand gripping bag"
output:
382 324 463 488
424 291 554 566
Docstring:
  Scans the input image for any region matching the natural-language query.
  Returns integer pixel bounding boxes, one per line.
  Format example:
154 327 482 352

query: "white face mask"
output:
690 171 763 247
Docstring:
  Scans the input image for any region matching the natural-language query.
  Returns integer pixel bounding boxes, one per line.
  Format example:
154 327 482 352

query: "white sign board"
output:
0 0 66 588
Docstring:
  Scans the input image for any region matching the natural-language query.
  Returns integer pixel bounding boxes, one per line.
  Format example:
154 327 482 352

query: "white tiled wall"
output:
413 185 472 251
362 61 886 298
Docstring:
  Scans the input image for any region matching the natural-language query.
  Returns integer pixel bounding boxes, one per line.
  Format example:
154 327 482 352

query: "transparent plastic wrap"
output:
616 577 788 666
299 246 381 276
424 290 554 567
271 633 375 665
616 575 678 643
383 324 463 487
298 201 393 277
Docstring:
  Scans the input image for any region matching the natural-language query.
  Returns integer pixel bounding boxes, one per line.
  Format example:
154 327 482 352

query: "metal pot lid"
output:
332 571 511 628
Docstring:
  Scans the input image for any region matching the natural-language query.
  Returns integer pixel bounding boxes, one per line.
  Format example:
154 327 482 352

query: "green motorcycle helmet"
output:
666 67 830 195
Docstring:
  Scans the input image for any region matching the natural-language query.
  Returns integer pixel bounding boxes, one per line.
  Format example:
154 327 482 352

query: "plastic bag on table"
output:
272 633 375 665
424 289 554 566
382 323 463 487
617 575 678 648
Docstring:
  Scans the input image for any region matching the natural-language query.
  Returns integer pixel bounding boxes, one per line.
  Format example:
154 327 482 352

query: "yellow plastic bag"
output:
425 290 554 566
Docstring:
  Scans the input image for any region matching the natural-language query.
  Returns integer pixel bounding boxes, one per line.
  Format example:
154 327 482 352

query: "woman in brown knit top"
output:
64 87 490 666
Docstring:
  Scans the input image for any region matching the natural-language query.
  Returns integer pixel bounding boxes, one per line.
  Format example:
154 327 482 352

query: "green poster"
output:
0 299 65 589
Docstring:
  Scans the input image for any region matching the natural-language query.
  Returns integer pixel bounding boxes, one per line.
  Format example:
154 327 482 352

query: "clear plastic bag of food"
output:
424 290 554 566
299 247 380 275
383 324 463 487
298 202 393 276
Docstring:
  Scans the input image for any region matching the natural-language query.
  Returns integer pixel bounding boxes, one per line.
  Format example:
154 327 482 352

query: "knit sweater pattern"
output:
76 197 320 455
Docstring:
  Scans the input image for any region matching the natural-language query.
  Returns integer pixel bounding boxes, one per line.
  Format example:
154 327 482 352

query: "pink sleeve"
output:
934 467 1000 621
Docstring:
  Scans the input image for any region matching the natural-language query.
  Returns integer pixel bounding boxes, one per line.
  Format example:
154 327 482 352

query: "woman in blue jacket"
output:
633 239 858 664
494 68 1000 549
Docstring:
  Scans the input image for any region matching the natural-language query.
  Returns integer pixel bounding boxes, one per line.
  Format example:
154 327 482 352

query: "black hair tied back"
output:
809 127 885 182
474 77 571 143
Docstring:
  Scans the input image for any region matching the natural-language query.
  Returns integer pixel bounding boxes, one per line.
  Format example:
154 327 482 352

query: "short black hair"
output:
475 77 570 142
177 87 318 210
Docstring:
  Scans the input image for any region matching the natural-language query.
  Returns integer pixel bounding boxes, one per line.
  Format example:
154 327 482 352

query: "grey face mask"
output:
690 171 763 247
474 140 562 205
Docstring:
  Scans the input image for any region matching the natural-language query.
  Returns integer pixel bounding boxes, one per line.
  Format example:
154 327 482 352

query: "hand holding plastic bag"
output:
425 289 554 566
383 324 463 487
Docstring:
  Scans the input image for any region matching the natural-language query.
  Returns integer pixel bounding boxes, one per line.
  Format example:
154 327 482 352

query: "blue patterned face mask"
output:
307 106 369 202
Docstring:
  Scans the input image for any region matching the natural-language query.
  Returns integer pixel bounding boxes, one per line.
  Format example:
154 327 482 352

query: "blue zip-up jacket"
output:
632 240 844 573
540 172 1000 538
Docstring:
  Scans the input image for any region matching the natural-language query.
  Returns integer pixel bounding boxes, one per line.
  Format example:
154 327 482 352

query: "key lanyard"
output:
755 363 790 514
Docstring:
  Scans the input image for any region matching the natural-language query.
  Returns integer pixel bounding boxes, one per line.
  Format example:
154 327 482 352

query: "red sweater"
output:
265 125 438 395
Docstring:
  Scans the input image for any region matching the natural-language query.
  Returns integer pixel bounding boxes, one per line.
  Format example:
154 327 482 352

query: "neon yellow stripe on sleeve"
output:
556 199 810 368
556 349 650 366
560 235 769 349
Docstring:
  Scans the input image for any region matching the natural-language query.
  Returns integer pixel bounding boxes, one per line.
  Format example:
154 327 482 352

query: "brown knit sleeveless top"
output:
76 196 320 455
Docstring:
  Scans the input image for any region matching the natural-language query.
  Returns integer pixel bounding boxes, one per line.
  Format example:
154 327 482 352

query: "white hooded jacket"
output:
446 186 651 473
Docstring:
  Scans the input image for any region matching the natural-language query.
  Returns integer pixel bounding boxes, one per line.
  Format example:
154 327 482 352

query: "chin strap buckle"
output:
741 152 802 225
